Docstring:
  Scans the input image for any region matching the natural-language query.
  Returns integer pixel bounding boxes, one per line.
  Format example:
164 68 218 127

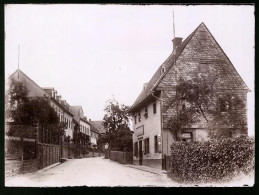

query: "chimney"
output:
172 37 183 52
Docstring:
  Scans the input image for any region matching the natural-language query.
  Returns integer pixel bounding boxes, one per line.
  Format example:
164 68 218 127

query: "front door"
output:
139 140 143 165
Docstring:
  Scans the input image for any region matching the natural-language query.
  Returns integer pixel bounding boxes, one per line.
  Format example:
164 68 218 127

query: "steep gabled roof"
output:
129 22 250 112
8 69 74 116
129 23 200 112
91 121 106 134
8 69 51 98
70 106 91 125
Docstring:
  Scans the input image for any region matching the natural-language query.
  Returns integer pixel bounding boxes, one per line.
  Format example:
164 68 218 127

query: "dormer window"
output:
161 66 166 75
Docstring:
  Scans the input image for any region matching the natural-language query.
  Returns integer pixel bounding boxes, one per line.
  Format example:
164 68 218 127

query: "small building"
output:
129 22 249 169
91 121 106 151
70 106 91 137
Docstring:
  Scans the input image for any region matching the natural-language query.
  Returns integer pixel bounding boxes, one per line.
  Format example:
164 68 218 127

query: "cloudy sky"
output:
5 4 254 135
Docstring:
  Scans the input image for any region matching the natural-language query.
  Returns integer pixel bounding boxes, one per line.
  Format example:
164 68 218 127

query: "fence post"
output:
34 121 39 169
20 127 24 173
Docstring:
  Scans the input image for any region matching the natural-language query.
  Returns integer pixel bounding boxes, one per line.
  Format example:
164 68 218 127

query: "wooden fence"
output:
38 143 60 169
110 151 133 164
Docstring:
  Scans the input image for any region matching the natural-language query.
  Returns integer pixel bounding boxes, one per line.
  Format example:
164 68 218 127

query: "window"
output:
181 99 186 111
181 132 192 142
144 107 148 119
138 112 141 122
134 114 137 124
154 135 158 153
144 138 149 154
161 66 166 75
219 98 231 112
199 63 209 73
199 30 207 40
134 142 138 157
153 102 156 114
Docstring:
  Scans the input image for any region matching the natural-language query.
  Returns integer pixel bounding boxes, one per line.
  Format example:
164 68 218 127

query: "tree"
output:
6 79 66 143
6 78 31 124
167 76 246 140
101 98 133 152
72 120 91 158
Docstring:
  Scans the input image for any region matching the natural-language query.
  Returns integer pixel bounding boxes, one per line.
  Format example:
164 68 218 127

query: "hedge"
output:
169 136 254 183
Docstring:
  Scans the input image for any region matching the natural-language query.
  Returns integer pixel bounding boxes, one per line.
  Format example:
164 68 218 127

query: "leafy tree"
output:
72 120 91 157
208 93 247 139
6 79 31 124
101 98 133 152
167 76 246 140
6 79 66 143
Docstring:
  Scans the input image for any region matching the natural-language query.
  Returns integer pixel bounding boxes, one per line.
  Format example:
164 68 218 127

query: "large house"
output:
129 22 249 169
7 70 74 139
6 69 92 160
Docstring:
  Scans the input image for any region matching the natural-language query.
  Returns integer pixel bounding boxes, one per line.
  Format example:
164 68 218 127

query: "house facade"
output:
129 22 249 169
6 70 92 160
70 106 91 137
91 120 106 151
7 70 74 130
6 69 77 168
42 88 74 139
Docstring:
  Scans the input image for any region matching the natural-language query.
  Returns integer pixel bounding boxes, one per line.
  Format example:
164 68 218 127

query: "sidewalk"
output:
125 164 167 175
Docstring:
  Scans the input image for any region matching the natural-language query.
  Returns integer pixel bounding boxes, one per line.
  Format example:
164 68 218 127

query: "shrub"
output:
169 136 254 183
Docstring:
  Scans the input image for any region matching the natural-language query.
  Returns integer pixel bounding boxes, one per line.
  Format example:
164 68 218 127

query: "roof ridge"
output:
150 22 203 92
11 69 51 98
129 23 203 111
201 23 250 91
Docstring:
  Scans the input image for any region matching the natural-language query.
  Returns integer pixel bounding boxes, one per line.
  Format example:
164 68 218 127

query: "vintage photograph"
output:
4 4 254 187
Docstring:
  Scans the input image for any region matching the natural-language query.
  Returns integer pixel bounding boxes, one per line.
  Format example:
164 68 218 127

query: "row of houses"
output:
5 69 106 173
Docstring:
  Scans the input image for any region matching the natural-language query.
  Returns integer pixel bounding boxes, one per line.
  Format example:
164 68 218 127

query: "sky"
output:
5 4 254 135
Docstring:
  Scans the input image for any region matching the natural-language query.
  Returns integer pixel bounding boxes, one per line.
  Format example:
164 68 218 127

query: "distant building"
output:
91 121 106 150
91 121 106 135
70 106 91 137
129 22 249 169
42 88 74 139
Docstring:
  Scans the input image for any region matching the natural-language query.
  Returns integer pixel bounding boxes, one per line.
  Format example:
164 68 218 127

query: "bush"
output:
169 136 254 183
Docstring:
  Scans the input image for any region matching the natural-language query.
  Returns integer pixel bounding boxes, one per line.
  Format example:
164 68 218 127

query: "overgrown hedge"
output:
169 137 254 183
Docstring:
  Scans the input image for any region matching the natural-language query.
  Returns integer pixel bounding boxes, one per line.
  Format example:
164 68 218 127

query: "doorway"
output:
139 140 143 165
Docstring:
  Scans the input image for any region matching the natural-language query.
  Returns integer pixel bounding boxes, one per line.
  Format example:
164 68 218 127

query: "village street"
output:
5 157 177 187
5 156 254 187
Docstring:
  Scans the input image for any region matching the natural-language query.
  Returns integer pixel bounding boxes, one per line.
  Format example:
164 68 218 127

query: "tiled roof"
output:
129 23 199 112
70 106 91 125
129 22 250 112
8 69 74 116
91 121 106 134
